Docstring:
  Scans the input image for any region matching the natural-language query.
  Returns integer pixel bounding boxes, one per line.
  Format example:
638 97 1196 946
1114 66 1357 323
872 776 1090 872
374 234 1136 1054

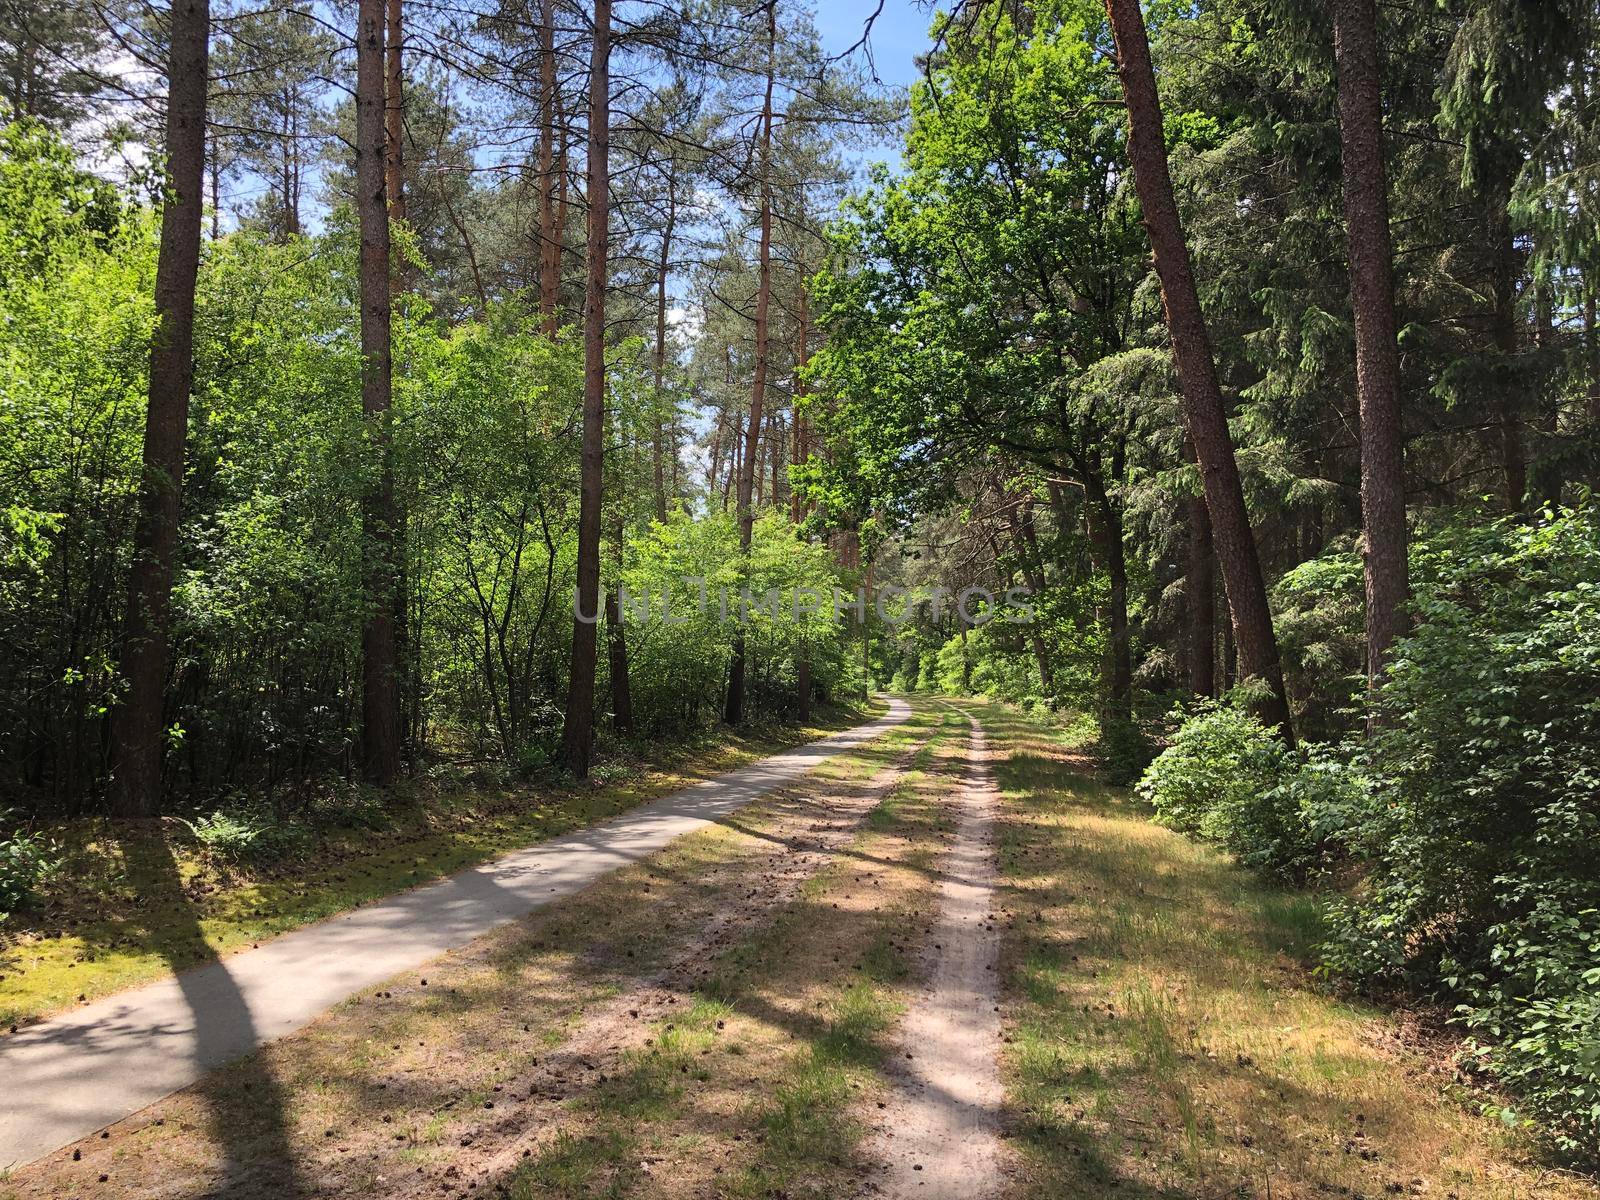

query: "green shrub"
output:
0 811 60 917
177 806 310 865
1320 508 1600 1162
1137 702 1296 865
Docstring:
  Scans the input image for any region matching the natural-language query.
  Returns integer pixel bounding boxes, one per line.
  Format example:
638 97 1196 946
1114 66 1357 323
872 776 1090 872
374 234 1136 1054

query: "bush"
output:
1319 509 1600 1162
306 784 390 831
1137 702 1297 865
0 812 60 917
177 806 310 866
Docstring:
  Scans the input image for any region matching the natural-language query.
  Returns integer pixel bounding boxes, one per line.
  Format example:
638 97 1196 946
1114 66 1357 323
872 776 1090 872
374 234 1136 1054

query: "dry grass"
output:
978 698 1600 1200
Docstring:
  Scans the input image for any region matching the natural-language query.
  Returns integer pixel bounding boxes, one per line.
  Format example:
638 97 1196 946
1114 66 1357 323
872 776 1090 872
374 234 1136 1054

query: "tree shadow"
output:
104 828 304 1196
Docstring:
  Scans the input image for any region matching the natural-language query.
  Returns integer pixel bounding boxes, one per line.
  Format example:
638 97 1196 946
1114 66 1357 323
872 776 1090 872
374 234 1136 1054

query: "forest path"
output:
0 697 911 1170
864 709 1007 1199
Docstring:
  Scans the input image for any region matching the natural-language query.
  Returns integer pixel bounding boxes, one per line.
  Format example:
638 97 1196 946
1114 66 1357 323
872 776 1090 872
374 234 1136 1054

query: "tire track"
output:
864 712 1005 1199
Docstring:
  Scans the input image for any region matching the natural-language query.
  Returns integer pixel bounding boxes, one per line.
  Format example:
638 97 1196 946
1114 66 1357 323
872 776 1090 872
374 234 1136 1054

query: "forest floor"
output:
4 698 1597 1200
0 704 872 1031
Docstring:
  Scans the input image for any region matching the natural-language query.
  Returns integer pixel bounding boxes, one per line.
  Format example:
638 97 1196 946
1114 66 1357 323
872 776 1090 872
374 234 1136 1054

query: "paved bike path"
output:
0 699 911 1168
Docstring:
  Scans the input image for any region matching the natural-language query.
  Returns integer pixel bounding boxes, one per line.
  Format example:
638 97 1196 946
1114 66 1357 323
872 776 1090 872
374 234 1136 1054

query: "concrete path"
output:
867 712 1005 1199
0 699 910 1169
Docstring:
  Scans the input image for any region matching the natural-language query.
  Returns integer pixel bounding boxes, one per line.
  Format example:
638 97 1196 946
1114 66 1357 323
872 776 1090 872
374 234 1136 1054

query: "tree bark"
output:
107 0 210 817
1083 484 1130 720
1533 282 1561 509
725 0 777 727
605 537 634 738
792 277 813 704
1103 0 1293 740
791 275 809 522
560 0 609 777
385 0 414 751
1586 285 1600 438
1331 0 1410 700
1490 197 1526 510
653 176 676 521
384 0 406 224
1186 484 1216 698
538 0 561 334
357 0 401 786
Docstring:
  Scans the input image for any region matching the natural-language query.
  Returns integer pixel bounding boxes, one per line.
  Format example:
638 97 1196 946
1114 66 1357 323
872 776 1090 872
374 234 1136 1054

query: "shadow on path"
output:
113 828 303 1197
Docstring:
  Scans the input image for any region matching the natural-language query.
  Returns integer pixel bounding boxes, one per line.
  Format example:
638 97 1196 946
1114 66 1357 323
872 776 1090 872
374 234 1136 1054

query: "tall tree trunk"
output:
1534 281 1561 509
1002 494 1054 692
724 0 777 727
1587 286 1600 427
723 403 741 511
208 149 220 240
385 0 415 749
107 0 210 817
791 275 809 522
385 0 406 224
708 407 726 497
768 406 782 509
538 0 560 333
653 176 676 522
1083 484 1130 720
792 276 813 705
1331 0 1410 700
357 0 401 785
1186 475 1216 697
1103 0 1293 741
1490 196 1525 511
560 0 609 777
1222 593 1237 690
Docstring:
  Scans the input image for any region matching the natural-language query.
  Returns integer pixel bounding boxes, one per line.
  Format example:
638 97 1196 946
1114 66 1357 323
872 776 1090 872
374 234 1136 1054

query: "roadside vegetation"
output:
980 698 1598 1200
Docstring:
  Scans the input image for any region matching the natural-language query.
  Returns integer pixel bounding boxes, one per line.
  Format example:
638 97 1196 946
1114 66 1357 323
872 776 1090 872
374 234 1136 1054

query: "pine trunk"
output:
1187 487 1216 698
107 0 210 817
1490 199 1526 510
605 564 634 737
357 0 401 785
791 278 809 522
653 179 676 522
726 3 777 727
538 0 560 333
1103 0 1293 740
1331 0 1410 700
385 0 406 224
559 0 609 777
386 0 414 751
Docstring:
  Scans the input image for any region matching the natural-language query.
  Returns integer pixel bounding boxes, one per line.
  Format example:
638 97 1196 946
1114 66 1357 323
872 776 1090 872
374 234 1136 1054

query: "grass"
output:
0 705 872 1029
971 696 1600 1200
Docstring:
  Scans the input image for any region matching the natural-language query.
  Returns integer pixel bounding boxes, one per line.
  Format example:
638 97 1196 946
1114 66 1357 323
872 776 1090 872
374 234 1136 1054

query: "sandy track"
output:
864 713 1005 1199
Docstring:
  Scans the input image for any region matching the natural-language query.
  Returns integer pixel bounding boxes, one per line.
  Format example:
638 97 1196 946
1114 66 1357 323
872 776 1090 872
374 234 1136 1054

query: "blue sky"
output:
812 0 934 91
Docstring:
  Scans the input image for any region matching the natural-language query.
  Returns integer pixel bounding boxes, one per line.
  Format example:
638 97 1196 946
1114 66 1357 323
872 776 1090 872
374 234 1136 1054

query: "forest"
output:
0 0 1598 1194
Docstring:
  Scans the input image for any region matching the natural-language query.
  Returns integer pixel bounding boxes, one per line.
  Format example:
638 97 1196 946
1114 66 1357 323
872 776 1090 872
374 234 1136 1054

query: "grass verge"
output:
975 697 1600 1200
